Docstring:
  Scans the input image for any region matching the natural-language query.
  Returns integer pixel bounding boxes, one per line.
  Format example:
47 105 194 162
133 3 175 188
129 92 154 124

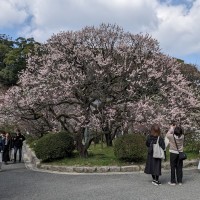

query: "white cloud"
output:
19 0 159 41
0 0 29 27
0 0 200 65
151 0 200 57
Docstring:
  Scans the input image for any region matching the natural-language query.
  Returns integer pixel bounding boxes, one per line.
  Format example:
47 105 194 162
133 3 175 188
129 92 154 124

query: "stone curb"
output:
23 143 200 173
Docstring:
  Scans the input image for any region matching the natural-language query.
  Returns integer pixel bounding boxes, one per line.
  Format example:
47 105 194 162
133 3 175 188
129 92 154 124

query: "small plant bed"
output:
43 143 144 166
42 144 199 167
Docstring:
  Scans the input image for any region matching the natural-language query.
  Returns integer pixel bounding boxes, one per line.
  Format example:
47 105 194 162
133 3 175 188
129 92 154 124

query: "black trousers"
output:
152 175 159 181
170 152 183 183
3 145 10 162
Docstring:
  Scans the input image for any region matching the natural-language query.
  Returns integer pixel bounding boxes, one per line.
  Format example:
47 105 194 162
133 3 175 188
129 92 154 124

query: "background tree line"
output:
0 34 40 86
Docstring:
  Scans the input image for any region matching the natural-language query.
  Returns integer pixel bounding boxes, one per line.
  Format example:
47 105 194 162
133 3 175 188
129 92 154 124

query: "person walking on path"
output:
13 129 25 163
167 126 184 186
0 132 5 170
2 132 12 165
144 124 165 186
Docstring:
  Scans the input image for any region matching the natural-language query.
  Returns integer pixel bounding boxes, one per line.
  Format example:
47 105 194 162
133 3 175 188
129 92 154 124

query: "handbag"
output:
173 134 187 161
153 136 165 159
198 161 200 170
178 152 187 160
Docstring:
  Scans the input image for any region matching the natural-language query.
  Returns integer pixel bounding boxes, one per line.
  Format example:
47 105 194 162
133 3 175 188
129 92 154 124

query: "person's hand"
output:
168 126 174 134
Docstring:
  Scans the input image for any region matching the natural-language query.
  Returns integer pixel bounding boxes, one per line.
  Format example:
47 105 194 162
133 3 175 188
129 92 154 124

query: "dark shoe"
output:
152 180 161 186
156 181 162 185
4 162 8 165
152 180 158 186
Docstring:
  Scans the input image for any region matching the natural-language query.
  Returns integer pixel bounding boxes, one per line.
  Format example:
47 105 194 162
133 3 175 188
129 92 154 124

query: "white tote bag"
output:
198 160 200 170
153 136 165 159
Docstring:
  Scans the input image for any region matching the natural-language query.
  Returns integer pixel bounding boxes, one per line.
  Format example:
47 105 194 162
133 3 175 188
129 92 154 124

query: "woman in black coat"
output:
144 124 165 185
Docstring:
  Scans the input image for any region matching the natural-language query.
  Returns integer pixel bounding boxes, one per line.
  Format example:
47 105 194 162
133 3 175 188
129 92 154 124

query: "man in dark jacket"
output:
13 129 25 163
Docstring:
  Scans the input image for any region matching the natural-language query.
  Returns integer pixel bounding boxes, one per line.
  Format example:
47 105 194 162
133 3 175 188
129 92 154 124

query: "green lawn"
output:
49 143 127 166
165 147 199 160
44 144 199 166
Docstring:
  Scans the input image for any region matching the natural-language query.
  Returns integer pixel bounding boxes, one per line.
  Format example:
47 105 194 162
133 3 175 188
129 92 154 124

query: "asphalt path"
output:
0 161 199 200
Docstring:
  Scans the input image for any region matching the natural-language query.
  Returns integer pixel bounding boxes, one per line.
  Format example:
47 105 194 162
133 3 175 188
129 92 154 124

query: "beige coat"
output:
166 129 184 154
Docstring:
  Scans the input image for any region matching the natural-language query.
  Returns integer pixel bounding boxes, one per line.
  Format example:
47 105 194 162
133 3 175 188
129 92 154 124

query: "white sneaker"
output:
168 182 176 186
178 183 182 186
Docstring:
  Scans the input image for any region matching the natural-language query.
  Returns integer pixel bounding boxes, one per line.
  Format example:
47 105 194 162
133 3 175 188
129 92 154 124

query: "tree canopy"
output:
0 24 199 156
0 34 40 86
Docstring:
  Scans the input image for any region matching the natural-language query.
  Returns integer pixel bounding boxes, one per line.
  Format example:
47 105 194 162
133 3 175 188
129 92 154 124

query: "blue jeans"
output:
14 146 22 162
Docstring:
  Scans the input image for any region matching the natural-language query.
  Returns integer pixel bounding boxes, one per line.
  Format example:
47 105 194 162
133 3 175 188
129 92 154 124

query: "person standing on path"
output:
144 124 165 186
0 132 5 170
2 132 12 165
13 129 25 163
164 121 176 161
167 126 184 186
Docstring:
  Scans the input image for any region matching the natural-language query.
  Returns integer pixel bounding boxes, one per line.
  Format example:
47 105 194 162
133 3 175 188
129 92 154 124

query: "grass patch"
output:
42 144 200 166
45 143 136 166
165 147 199 160
184 150 199 160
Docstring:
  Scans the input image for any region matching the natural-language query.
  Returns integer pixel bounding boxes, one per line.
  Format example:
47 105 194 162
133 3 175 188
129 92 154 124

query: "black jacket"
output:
146 135 165 151
144 135 165 176
13 134 25 147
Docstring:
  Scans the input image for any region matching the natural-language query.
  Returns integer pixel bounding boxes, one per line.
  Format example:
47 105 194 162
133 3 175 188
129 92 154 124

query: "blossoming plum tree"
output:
1 24 198 157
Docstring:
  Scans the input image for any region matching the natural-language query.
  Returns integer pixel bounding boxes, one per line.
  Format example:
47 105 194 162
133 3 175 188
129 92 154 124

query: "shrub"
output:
25 134 38 145
185 132 200 153
29 139 40 150
114 134 146 162
34 131 75 161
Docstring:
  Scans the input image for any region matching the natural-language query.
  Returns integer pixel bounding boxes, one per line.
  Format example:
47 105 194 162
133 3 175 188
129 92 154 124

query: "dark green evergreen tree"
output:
0 34 40 86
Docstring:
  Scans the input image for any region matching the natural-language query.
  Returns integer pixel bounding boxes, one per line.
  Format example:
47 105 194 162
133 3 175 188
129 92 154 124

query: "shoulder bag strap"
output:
173 134 179 152
157 136 159 144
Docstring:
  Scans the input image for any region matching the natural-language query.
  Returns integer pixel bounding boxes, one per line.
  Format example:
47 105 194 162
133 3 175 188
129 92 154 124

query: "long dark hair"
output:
174 126 183 138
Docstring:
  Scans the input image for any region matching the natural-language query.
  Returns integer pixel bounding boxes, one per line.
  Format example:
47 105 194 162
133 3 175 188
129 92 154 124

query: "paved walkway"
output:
0 145 199 200
0 160 200 200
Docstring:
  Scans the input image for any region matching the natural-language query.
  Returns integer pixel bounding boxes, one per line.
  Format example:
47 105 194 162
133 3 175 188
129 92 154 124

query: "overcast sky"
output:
0 0 200 67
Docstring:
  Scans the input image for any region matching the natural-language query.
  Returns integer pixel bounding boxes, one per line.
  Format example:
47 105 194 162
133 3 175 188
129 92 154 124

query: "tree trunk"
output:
102 123 113 146
105 131 112 146
75 129 89 158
